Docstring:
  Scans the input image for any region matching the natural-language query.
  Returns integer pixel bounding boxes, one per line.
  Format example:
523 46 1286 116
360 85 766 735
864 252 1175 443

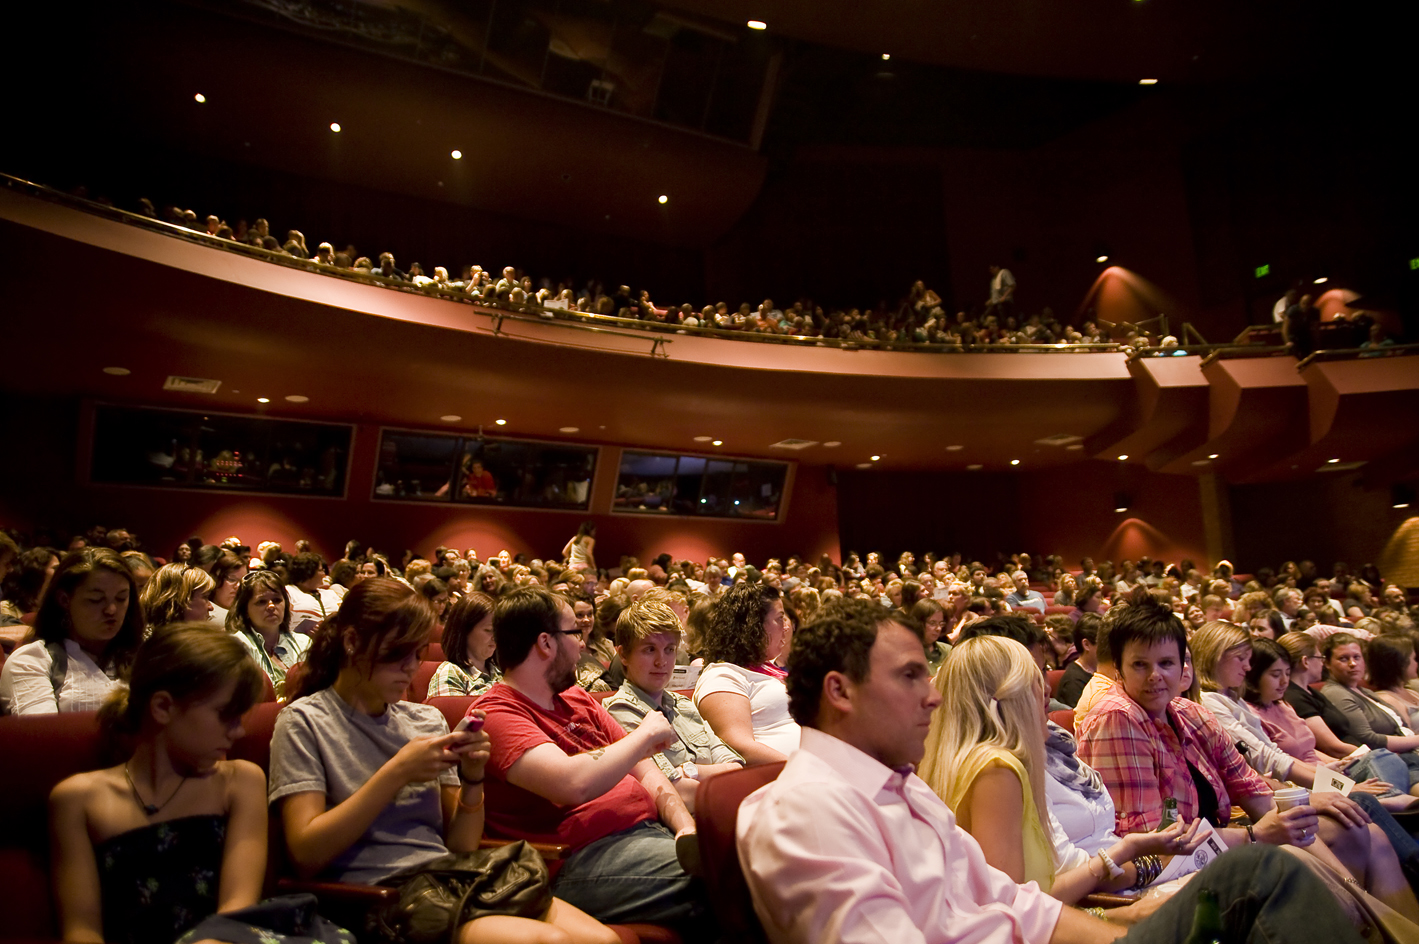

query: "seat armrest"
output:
275 877 400 903
478 837 569 861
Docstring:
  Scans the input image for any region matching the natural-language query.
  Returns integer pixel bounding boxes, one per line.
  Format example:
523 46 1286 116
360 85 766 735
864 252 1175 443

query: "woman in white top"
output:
0 548 145 715
562 522 596 574
693 580 800 763
225 570 310 700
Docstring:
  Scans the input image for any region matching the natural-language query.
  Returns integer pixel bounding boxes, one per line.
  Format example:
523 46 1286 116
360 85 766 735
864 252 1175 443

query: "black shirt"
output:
1283 681 1360 749
1056 662 1094 709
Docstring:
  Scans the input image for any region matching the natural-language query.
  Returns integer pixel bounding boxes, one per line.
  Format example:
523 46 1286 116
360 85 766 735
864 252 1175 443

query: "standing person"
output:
987 263 1016 316
48 623 344 944
736 604 1366 944
562 523 596 574
270 579 617 944
1 548 144 715
427 592 501 698
225 570 310 701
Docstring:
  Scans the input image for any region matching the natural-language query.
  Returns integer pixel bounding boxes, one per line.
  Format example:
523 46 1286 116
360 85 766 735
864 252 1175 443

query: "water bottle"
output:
1183 889 1223 944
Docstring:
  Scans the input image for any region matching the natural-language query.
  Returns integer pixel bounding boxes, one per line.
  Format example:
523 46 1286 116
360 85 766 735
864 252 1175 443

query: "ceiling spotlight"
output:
1208 453 1219 459
1117 454 1128 461
329 122 342 133
495 419 507 426
747 19 767 30
1114 491 1132 513
441 415 462 422
1394 484 1415 509
194 93 206 103
1328 458 1341 464
560 426 579 433
1313 276 1328 284
1010 459 1021 466
870 455 881 461
657 194 669 204
824 441 841 447
946 444 963 451
1066 444 1084 451
257 397 270 404
102 366 131 376
285 395 309 403
1139 78 1158 85
712 440 723 446
967 463 983 470
1096 255 1109 263
694 436 713 442
881 53 891 60
451 149 462 159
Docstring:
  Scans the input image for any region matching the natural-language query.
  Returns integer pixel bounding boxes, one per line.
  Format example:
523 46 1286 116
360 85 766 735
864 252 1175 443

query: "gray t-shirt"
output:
269 687 459 883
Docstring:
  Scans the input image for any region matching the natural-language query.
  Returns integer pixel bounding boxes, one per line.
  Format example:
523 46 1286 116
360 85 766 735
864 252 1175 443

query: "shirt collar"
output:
798 727 907 798
623 680 679 721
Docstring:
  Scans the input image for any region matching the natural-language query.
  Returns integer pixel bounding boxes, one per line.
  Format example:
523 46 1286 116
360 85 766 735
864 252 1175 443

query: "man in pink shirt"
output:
736 601 1364 944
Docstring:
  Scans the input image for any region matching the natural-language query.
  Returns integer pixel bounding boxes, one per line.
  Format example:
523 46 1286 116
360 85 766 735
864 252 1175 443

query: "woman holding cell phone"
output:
269 578 616 944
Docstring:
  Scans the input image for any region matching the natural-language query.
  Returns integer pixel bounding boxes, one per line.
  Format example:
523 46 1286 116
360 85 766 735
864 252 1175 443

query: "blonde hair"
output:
139 563 215 629
918 636 1053 871
1190 620 1252 700
615 598 682 651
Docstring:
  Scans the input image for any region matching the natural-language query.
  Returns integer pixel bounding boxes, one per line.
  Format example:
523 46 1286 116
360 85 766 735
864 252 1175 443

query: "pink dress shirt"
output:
737 727 1064 944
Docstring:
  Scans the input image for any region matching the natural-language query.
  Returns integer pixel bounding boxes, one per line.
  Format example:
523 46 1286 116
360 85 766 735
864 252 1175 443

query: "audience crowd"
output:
1 517 1417 943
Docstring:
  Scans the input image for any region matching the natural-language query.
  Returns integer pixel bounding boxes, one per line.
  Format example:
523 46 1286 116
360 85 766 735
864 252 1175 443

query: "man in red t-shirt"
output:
477 586 712 934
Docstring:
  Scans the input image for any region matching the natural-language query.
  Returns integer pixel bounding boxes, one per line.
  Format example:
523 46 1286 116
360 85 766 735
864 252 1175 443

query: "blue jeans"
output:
552 821 713 938
1345 747 1419 792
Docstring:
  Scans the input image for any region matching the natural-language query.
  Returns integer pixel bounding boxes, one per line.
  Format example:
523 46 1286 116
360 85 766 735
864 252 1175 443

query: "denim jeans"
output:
552 821 714 939
1345 747 1419 792
1120 844 1364 944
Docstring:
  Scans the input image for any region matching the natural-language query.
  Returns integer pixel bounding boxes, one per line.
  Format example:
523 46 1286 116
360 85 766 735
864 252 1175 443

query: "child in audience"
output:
269 577 617 944
48 622 306 944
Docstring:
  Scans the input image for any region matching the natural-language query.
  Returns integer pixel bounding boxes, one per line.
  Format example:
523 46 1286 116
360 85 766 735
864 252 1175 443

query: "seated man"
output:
736 604 1364 944
477 586 712 933
1006 570 1048 613
604 597 744 811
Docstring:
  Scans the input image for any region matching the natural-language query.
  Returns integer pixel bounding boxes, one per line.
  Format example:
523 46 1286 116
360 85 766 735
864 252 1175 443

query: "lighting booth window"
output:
90 404 351 497
373 429 597 510
613 450 788 520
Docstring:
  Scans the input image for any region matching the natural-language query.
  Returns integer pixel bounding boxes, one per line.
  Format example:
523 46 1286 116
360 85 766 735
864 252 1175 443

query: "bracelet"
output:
1244 823 1256 844
1083 907 1110 922
1129 854 1162 890
1097 850 1125 879
457 792 486 814
458 768 485 785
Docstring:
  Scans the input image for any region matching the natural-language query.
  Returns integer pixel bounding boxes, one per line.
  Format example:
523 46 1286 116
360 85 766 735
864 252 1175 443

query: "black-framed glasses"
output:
551 629 584 639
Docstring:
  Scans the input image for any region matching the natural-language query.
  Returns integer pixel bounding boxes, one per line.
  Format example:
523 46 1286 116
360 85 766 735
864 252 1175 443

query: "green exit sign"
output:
1255 264 1270 278
1410 257 1419 271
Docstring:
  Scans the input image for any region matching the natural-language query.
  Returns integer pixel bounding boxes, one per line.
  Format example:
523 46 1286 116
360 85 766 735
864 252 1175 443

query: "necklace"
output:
123 762 188 817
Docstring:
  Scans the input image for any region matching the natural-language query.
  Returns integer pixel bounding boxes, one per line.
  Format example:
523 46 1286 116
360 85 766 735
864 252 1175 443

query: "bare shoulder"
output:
50 767 116 808
218 759 267 795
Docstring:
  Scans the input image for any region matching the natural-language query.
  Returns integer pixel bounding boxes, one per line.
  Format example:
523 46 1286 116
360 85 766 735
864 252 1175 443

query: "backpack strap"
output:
45 639 69 700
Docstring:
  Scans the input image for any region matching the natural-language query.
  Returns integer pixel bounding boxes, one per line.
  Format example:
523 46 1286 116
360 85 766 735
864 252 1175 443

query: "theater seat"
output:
1049 709 1076 734
1046 669 1066 698
408 660 441 703
695 761 784 943
425 642 445 662
1044 606 1074 616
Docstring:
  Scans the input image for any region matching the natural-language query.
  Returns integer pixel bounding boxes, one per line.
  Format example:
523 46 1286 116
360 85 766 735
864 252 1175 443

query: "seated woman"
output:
139 562 215 633
909 598 951 675
1052 572 1077 608
225 570 310 701
918 634 1206 919
427 591 501 698
1079 598 1419 923
192 545 247 628
0 548 144 715
604 597 744 812
693 581 800 764
47 623 333 944
0 545 60 622
1321 633 1419 769
1368 634 1419 729
269 578 617 944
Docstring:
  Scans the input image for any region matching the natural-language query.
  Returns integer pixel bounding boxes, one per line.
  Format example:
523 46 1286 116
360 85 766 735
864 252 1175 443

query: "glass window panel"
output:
376 429 595 510
616 450 787 520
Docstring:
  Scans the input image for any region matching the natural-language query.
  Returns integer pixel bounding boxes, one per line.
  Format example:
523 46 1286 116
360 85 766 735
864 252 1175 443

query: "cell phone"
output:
293 617 320 635
453 708 486 734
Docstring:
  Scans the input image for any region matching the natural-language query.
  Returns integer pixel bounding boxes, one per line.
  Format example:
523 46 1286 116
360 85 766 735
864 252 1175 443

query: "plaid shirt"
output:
1077 683 1270 835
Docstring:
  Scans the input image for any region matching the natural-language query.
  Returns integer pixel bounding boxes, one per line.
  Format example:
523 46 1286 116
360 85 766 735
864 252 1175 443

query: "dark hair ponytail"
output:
287 578 435 701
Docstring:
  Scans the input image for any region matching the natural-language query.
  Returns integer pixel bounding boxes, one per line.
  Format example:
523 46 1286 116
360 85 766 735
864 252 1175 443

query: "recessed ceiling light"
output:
870 455 881 461
823 441 841 447
329 122 342 133
1314 276 1328 284
1117 455 1128 461
102 366 130 376
881 53 891 61
747 19 767 30
1010 459 1021 466
1139 78 1158 85
946 444 963 451
285 395 309 403
451 149 462 159
194 93 206 103
1066 444 1084 451
1328 458 1340 464
257 397 270 404
441 415 462 422
657 194 669 204
1191 459 1210 466
1096 255 1109 263
712 440 723 446
967 464 983 471
694 436 714 442
560 426 579 433
856 462 873 469
1208 453 1219 459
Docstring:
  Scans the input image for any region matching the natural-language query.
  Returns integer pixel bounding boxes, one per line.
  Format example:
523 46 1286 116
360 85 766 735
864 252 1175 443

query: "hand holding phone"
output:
453 707 486 734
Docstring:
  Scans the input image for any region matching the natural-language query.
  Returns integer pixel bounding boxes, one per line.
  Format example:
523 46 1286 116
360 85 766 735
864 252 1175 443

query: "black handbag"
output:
176 893 356 944
367 841 553 944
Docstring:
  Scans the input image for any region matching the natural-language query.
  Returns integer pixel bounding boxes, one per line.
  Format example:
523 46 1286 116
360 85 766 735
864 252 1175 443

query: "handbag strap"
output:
46 640 68 699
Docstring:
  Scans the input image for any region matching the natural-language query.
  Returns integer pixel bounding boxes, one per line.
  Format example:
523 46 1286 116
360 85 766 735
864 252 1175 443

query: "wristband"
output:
458 767 485 785
1097 850 1125 879
457 792 485 814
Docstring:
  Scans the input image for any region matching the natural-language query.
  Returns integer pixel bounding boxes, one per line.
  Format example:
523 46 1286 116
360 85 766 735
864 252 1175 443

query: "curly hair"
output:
702 581 780 666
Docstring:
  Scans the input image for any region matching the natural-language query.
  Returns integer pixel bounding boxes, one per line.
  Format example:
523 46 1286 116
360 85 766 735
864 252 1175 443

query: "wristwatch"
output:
679 762 700 781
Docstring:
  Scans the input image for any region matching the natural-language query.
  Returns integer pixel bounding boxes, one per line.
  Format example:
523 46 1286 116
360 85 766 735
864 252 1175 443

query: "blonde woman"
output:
918 636 1204 908
138 563 215 632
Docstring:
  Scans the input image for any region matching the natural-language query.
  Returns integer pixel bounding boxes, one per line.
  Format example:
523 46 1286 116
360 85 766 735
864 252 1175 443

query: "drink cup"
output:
1272 786 1310 813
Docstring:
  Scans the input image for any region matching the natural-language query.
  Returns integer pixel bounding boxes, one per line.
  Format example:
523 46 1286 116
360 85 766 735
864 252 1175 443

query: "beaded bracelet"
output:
1130 854 1162 890
1083 907 1110 921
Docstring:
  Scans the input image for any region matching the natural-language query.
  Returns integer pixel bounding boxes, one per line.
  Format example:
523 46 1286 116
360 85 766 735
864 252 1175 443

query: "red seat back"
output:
408 661 441 703
695 762 784 942
1046 669 1066 698
425 642 445 663
427 695 478 732
1049 709 1077 734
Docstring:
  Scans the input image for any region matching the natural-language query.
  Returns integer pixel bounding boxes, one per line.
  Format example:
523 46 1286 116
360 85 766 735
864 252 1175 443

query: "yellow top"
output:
942 745 1055 892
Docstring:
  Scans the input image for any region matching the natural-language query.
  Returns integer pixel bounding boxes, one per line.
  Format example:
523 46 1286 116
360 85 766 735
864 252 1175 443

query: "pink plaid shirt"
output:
1077 683 1270 835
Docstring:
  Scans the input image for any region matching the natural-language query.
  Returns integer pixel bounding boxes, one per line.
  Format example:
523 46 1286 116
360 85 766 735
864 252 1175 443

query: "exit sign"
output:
1410 257 1419 271
1255 264 1270 278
